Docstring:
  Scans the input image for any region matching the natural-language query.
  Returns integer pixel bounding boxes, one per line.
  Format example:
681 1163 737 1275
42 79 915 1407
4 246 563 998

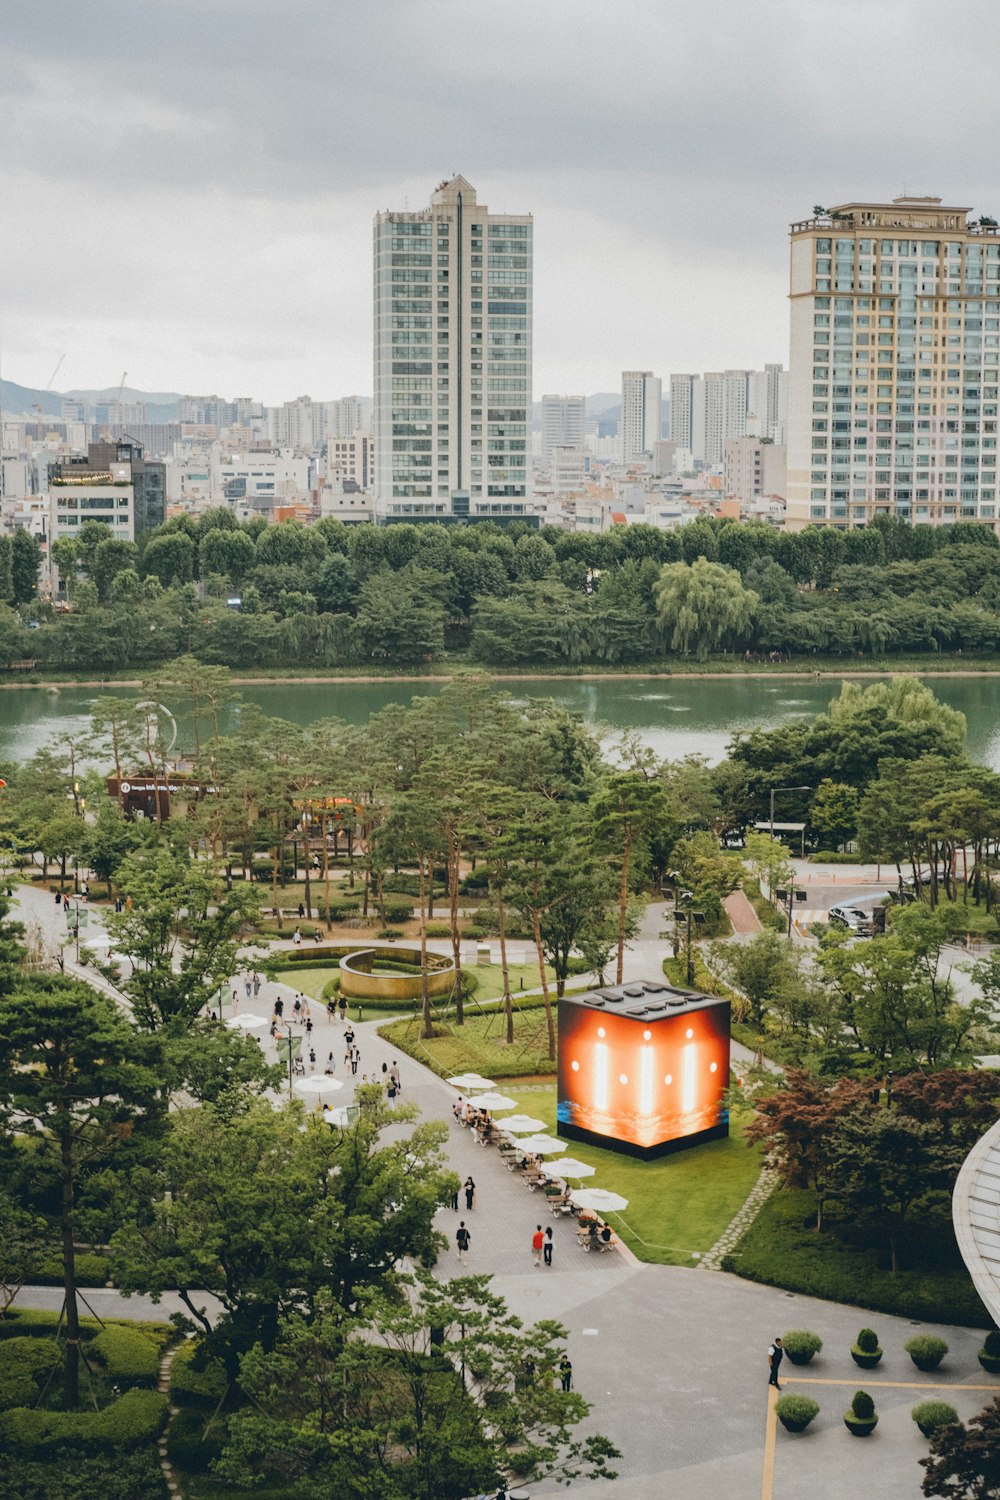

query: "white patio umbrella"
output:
81 931 114 948
542 1158 596 1180
321 1106 352 1127
294 1075 344 1095
225 1013 270 1032
497 1115 546 1135
466 1092 518 1112
516 1134 567 1155
570 1188 629 1213
447 1074 496 1090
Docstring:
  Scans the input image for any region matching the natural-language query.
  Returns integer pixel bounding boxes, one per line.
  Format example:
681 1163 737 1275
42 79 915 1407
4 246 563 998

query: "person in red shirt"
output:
532 1224 544 1266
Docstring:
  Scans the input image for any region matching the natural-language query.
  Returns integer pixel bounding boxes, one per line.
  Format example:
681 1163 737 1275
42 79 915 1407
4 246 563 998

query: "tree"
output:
11 528 41 603
826 1107 961 1274
0 1188 44 1317
710 929 801 1031
218 1274 620 1500
653 556 759 659
142 531 195 587
746 1071 869 1230
591 769 673 983
0 978 161 1405
91 537 138 601
921 1396 1000 1498
111 1094 455 1384
106 843 261 1031
809 778 860 850
354 574 445 663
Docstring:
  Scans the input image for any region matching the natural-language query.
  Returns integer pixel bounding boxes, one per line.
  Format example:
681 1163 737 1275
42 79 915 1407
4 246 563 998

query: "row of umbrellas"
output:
448 1072 629 1215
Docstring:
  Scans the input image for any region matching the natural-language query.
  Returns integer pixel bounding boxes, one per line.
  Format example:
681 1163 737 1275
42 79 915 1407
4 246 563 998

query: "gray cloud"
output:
3 0 1000 400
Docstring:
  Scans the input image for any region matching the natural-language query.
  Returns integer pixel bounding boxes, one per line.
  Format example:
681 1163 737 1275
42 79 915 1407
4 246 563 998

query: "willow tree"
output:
653 555 759 659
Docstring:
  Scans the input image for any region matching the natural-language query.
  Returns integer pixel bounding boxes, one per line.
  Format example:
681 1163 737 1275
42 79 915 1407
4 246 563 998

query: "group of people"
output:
452 1098 496 1144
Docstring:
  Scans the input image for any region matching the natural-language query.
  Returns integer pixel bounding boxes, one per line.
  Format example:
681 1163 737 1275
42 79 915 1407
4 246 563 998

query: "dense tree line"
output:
5 511 1000 672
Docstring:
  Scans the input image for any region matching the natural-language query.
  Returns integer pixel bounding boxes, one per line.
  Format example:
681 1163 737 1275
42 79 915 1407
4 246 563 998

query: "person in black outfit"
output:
767 1337 783 1390
543 1226 553 1267
464 1176 476 1210
559 1355 572 1391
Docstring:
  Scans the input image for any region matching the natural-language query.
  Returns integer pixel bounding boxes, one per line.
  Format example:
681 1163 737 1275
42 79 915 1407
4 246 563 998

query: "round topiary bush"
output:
851 1328 883 1369
905 1335 948 1372
978 1329 1000 1375
774 1394 820 1433
782 1330 823 1366
844 1389 878 1437
911 1400 959 1439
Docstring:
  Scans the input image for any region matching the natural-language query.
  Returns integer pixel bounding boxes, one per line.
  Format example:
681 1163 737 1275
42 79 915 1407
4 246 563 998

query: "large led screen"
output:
557 984 730 1158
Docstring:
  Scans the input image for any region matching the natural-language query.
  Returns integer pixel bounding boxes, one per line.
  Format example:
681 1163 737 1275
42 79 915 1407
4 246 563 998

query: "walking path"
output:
724 889 762 935
10 881 991 1498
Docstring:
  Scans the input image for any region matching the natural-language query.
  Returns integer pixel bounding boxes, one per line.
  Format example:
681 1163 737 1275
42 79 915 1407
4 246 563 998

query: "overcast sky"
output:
4 0 1000 404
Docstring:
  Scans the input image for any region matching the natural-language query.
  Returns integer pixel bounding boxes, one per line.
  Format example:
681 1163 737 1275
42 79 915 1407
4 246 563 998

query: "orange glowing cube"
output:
557 981 730 1158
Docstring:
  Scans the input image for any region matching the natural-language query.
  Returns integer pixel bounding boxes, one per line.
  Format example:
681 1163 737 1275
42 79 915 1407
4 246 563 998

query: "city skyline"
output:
4 0 1000 402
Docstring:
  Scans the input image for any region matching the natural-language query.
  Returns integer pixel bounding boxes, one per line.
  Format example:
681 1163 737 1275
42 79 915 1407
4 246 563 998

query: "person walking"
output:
339 996 347 1021
325 1051 336 1076
305 1015 313 1039
767 1337 783 1391
390 1060 401 1092
455 1221 470 1265
464 1176 476 1211
532 1225 544 1267
543 1225 553 1267
450 1179 459 1211
244 975 252 1001
274 997 284 1018
559 1355 573 1392
252 972 261 998
293 927 302 947
387 1077 398 1102
308 1046 316 1072
350 1047 360 1076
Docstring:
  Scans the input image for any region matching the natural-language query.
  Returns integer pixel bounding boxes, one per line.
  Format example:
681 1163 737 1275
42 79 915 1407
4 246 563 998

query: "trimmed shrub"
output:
0 1338 61 1409
978 1328 1000 1374
851 1328 883 1368
168 1340 228 1407
0 1388 168 1452
911 1400 959 1438
165 1407 227 1473
774 1394 819 1432
91 1326 160 1387
905 1335 948 1371
781 1329 823 1366
32 1252 111 1287
382 901 415 923
0 1449 167 1500
425 924 453 938
376 928 404 939
844 1389 878 1436
0 1311 172 1345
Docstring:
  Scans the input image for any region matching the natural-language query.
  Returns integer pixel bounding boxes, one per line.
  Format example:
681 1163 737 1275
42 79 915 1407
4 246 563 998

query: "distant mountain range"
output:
2 379 181 421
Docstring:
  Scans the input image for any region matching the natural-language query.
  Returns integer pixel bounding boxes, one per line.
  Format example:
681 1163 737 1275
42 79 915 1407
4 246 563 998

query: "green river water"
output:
2 674 1000 769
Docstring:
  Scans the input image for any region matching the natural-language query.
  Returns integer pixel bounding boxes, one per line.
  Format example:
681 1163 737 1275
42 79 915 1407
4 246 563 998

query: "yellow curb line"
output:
761 1384 778 1500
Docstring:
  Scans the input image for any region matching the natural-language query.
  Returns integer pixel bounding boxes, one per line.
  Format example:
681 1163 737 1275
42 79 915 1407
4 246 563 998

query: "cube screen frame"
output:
557 980 730 1160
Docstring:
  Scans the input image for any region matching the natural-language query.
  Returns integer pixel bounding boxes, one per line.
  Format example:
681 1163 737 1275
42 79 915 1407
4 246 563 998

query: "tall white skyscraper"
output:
541 394 586 462
326 396 373 441
787 196 1000 529
669 374 696 450
670 366 786 462
373 175 533 521
620 371 662 461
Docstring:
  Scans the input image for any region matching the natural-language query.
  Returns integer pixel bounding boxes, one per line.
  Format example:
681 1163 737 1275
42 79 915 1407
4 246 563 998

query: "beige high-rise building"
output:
724 437 787 504
620 371 661 461
786 196 1000 530
373 175 533 521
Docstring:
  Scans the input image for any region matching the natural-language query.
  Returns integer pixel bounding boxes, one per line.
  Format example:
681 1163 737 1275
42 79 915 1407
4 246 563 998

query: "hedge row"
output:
0 1310 174 1346
0 1388 169 1452
91 1326 160 1387
32 1253 112 1288
0 1338 61 1410
0 1450 168 1500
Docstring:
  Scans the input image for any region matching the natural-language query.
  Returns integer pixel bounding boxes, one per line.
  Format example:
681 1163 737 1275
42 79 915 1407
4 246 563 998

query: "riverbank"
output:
10 654 1000 688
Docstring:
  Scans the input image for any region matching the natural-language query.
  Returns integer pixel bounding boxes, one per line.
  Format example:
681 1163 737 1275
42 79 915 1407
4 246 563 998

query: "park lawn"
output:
725 1185 992 1328
268 966 336 1002
499 1084 762 1268
379 997 558 1079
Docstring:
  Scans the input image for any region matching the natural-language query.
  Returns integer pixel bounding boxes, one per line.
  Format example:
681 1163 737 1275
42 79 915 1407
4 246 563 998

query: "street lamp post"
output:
773 885 808 937
661 888 704 986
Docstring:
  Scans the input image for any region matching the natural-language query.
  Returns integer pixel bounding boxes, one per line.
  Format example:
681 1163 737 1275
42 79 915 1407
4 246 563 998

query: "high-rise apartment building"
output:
373 175 533 522
669 375 696 450
786 196 1000 529
620 371 661 461
325 396 373 441
541 395 586 462
268 396 321 451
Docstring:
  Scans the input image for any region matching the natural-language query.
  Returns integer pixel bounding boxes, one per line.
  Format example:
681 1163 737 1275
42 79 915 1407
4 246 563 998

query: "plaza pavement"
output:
11 881 996 1498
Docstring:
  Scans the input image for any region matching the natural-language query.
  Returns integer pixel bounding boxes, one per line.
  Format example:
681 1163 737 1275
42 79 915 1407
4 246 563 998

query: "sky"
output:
4 0 1000 405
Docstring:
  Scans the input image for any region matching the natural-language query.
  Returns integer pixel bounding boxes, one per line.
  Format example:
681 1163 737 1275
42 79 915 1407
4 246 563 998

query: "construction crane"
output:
33 353 66 429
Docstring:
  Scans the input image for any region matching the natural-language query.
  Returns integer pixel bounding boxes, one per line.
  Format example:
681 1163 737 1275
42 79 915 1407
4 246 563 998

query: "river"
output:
3 673 1000 770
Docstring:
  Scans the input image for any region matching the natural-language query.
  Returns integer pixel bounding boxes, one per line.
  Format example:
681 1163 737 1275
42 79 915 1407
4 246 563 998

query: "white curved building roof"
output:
953 1116 1000 1327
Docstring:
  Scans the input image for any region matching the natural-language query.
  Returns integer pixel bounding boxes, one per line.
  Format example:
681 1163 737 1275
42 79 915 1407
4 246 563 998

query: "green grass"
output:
495 1084 762 1267
379 1000 559 1079
724 1185 992 1328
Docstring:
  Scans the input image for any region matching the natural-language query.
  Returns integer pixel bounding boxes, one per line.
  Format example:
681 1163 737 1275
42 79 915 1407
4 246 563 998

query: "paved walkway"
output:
11 880 993 1498
724 889 763 935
